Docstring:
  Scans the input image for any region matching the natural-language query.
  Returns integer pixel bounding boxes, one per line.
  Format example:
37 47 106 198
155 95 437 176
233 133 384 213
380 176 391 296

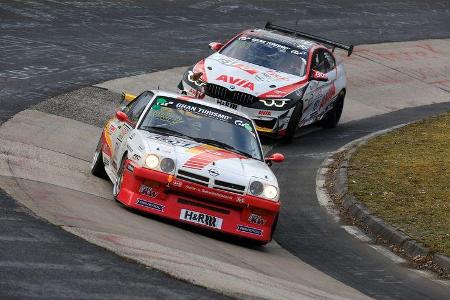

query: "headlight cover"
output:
249 181 264 196
145 154 160 169
259 99 288 108
248 178 279 201
263 185 278 200
160 157 175 173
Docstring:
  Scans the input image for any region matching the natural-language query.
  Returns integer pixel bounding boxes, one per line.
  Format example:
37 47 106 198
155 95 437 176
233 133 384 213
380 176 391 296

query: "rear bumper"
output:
116 161 280 242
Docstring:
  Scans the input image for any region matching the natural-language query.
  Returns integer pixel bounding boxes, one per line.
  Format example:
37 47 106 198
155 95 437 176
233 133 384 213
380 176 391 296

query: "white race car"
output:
179 22 353 142
91 90 284 244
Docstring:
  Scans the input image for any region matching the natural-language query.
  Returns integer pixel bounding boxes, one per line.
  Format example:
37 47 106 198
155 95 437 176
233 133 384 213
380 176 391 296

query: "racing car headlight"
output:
160 157 175 173
260 99 288 108
145 154 160 169
249 181 264 196
263 185 278 200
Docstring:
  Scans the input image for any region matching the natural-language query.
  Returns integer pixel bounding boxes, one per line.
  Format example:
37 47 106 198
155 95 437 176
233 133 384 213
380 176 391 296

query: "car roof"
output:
148 90 253 120
244 28 320 51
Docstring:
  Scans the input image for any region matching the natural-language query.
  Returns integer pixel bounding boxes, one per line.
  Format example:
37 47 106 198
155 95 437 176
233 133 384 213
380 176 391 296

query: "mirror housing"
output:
209 42 223 52
116 111 129 122
265 153 285 166
311 70 328 82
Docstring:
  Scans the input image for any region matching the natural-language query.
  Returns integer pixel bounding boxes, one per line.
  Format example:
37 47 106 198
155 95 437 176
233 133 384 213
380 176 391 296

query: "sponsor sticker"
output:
248 214 265 225
136 199 164 212
139 185 158 198
126 163 134 172
216 75 254 91
216 99 238 110
237 225 263 236
179 209 223 229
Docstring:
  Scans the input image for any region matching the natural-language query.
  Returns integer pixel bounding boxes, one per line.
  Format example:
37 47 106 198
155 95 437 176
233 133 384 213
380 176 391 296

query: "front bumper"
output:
116 161 280 242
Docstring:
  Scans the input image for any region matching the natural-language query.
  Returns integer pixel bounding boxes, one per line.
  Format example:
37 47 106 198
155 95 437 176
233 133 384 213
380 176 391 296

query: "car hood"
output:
204 52 306 98
135 131 277 187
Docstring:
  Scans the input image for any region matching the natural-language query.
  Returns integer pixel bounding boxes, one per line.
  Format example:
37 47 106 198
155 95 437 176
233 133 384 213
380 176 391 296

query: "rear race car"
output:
179 22 353 142
91 90 284 244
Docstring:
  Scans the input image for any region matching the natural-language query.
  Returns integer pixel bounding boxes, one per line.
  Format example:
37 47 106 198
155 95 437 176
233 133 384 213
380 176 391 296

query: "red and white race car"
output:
91 90 284 244
179 22 353 142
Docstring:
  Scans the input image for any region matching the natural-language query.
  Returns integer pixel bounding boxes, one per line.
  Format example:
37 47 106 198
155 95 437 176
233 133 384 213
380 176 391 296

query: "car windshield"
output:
220 35 308 76
138 96 263 160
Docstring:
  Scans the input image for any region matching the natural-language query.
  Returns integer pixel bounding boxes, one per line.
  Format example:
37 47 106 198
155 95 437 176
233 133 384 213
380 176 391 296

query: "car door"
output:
302 49 337 124
317 50 337 115
112 91 153 171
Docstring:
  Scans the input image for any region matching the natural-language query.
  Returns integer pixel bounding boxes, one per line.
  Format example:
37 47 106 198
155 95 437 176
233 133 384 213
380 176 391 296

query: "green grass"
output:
348 111 450 256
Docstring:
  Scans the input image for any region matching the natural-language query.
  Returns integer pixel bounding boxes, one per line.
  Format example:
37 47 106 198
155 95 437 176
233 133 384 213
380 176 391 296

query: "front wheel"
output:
319 92 345 128
281 102 303 144
91 137 107 179
113 158 126 198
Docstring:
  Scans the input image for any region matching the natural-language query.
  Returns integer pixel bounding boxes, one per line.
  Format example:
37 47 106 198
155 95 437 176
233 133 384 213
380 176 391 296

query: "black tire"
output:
91 137 107 179
319 91 345 129
113 157 126 199
281 102 303 144
271 213 279 240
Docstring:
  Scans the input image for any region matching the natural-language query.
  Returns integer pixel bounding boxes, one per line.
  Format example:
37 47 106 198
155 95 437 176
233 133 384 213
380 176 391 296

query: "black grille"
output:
177 170 209 186
214 180 245 192
205 84 258 106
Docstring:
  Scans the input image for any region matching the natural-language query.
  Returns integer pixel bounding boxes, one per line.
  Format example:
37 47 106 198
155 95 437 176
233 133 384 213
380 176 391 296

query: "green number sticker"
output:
152 97 168 111
243 123 253 132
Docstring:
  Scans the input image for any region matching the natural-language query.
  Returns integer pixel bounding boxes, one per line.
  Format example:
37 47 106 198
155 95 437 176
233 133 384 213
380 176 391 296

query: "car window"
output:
139 96 263 160
323 51 336 71
220 35 307 76
311 49 335 74
123 91 154 123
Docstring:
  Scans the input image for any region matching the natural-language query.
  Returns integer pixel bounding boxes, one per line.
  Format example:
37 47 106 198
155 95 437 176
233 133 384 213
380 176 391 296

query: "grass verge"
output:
348 111 450 257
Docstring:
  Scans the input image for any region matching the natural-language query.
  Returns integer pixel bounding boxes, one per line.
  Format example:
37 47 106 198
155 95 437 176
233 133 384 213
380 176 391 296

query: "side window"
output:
123 91 154 124
311 49 335 74
323 51 336 71
311 50 326 73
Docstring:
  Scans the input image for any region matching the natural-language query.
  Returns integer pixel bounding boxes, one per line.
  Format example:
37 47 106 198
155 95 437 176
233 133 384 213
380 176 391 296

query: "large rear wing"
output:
265 22 354 56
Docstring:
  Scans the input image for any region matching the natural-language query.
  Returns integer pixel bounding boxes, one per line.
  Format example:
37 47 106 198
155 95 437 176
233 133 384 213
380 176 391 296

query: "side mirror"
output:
265 153 285 165
116 111 129 123
209 42 223 52
311 70 328 82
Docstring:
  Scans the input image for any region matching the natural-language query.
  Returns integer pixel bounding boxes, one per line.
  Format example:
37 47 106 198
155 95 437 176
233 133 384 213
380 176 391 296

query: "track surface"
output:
1 1 450 299
273 102 450 299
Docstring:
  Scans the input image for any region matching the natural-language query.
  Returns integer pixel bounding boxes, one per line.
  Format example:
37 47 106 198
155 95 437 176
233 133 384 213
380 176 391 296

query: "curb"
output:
319 124 450 277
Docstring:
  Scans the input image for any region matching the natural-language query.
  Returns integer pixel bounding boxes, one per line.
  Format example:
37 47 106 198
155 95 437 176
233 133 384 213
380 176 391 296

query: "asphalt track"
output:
1 1 450 299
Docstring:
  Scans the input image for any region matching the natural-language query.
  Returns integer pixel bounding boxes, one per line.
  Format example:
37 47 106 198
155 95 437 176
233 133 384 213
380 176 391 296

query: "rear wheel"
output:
319 91 345 128
281 102 303 144
91 136 107 179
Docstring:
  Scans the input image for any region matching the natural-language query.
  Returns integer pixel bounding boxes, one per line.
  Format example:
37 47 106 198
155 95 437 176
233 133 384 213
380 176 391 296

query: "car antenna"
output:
157 84 160 90
295 9 299 25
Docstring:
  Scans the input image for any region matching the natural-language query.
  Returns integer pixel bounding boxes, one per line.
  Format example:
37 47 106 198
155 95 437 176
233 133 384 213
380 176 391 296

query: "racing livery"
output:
179 22 353 142
91 90 284 244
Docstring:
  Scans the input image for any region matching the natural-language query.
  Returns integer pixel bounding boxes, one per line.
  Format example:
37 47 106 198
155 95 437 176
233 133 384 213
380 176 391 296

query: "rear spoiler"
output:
265 22 354 56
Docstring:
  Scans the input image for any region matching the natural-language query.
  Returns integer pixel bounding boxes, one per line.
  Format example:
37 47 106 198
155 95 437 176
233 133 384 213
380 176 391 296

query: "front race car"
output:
95 92 284 244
